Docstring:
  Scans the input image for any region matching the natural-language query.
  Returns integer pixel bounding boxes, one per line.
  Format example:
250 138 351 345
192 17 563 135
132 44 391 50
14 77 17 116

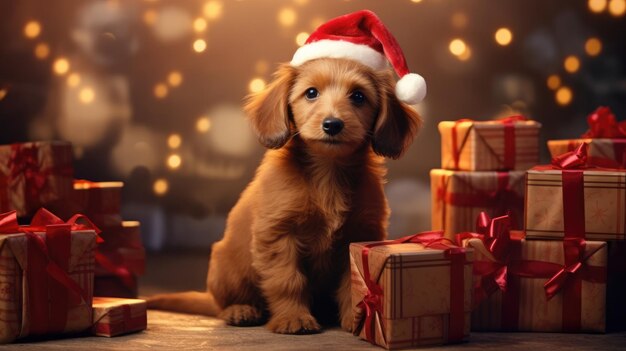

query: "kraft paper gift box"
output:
0 209 98 343
0 141 73 218
439 117 541 171
431 169 525 240
73 180 124 229
92 297 147 337
350 232 473 349
525 144 626 241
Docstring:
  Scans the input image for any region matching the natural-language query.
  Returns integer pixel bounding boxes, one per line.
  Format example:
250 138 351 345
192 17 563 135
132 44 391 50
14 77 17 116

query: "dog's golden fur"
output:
148 58 421 334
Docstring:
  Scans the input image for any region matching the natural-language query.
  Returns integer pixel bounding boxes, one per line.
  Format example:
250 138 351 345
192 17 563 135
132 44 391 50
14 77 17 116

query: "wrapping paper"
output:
73 180 123 229
525 167 626 241
462 236 608 332
430 169 525 240
92 297 147 337
350 234 473 349
0 141 73 217
439 118 540 171
547 139 626 169
0 210 97 343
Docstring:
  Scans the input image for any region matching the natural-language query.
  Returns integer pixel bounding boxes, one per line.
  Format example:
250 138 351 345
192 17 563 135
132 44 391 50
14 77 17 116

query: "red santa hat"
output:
291 10 426 105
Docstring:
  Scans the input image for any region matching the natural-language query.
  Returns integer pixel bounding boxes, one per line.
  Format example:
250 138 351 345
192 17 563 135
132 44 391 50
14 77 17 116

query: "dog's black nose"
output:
322 117 344 136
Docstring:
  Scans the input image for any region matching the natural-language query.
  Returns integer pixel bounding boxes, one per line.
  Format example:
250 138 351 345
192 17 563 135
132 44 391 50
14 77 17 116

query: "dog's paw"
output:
219 304 264 327
267 313 321 334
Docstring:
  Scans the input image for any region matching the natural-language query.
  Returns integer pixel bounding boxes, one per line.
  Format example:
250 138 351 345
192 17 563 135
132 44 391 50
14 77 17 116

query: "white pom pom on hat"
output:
290 10 427 105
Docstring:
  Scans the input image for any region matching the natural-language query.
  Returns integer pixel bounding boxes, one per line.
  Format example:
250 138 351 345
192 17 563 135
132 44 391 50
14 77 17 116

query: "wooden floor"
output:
6 252 626 350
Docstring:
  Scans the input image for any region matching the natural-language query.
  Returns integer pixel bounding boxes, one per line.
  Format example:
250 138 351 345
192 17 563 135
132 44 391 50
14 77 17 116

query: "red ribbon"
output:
450 115 528 170
0 208 101 336
356 231 467 345
581 106 626 139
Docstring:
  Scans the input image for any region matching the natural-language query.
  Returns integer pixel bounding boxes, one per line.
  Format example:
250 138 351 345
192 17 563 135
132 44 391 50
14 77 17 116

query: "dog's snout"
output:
322 117 344 136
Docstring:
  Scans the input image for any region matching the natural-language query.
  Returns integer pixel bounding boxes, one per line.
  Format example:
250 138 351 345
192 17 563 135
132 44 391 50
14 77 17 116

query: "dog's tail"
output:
147 291 221 316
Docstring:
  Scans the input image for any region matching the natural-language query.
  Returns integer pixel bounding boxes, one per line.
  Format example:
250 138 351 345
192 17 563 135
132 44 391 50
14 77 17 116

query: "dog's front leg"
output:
253 234 321 334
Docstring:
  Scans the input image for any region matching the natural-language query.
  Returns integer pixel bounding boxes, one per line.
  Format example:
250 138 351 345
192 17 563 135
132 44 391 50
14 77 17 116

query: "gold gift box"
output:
548 139 626 169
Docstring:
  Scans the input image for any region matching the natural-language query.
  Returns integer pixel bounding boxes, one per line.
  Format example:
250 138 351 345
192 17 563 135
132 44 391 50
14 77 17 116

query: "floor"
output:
5 252 626 350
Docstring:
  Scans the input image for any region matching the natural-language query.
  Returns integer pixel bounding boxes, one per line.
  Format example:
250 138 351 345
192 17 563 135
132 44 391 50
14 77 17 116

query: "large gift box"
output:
0 141 73 218
548 107 626 169
525 144 626 241
439 117 541 171
92 297 147 337
0 209 98 343
431 169 525 240
350 232 473 349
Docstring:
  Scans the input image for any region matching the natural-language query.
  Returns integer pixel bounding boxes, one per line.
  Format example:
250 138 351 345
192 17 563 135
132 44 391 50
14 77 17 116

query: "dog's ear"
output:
371 74 422 159
244 64 296 149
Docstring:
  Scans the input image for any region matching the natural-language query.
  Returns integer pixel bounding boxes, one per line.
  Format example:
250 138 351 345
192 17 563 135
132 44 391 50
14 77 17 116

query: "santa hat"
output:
291 10 426 105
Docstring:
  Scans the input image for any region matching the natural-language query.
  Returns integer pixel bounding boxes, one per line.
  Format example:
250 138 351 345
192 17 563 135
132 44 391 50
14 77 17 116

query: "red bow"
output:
551 143 588 169
581 107 626 139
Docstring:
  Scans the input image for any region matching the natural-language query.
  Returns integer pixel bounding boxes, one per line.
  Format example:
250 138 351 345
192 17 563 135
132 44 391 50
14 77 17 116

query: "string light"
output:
167 134 182 149
67 73 81 87
588 0 608 12
458 47 472 61
196 116 211 133
203 1 223 20
53 58 70 75
193 39 207 53
34 43 50 59
24 21 41 39
153 178 169 196
278 7 297 27
295 32 308 46
546 75 561 90
248 78 266 93
154 83 168 98
79 87 95 104
449 38 467 57
564 55 580 73
609 0 626 16
555 86 573 106
167 71 183 87
585 37 602 56
494 28 513 46
167 154 182 169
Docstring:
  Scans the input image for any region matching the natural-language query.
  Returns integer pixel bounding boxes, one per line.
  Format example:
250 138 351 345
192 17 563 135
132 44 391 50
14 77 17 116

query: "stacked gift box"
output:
0 140 147 343
431 116 542 239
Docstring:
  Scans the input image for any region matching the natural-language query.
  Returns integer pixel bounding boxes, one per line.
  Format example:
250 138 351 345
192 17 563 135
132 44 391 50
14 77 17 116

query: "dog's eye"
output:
350 90 366 105
304 88 319 101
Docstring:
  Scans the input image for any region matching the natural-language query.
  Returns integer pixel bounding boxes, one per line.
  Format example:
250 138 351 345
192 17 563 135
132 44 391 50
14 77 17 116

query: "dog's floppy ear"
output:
371 74 422 159
244 64 297 149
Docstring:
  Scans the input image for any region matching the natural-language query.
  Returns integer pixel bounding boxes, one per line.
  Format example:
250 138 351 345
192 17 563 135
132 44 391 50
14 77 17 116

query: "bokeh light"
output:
555 86 573 106
451 12 468 29
79 87 95 104
564 55 580 73
458 46 472 61
167 154 182 169
154 83 168 98
24 21 41 39
296 32 309 46
34 43 50 60
248 78 266 93
0 88 7 101
203 1 223 20
67 73 81 87
411 0 423 3
153 7 192 42
167 71 183 87
53 58 70 75
153 178 169 196
494 28 513 46
193 39 207 53
585 37 602 56
143 9 158 25
196 116 211 133
609 0 626 16
193 17 208 32
167 133 182 149
449 38 467 57
546 75 561 90
588 0 608 12
278 7 297 27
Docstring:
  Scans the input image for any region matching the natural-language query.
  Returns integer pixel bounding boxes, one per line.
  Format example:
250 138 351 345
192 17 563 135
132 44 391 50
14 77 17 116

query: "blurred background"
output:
0 0 625 291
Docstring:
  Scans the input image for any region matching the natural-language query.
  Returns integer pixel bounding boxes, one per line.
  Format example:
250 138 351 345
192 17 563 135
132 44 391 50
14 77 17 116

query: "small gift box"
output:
0 141 73 218
548 107 626 169
525 144 626 241
459 213 609 332
430 169 525 240
92 297 147 337
350 232 473 349
439 116 541 171
73 180 124 229
0 209 99 343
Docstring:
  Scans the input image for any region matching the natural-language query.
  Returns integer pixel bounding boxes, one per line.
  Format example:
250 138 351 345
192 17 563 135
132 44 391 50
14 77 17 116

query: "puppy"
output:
148 57 421 334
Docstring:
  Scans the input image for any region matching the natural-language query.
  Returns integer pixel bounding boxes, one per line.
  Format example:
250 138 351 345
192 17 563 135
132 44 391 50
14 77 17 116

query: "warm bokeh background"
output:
1 0 624 265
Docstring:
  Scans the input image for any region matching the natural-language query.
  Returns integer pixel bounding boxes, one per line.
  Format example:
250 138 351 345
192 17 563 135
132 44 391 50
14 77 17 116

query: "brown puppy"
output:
148 58 421 334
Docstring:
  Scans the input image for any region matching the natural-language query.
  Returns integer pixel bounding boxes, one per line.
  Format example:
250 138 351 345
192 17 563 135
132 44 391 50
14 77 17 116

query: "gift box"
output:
92 297 147 337
439 116 541 171
73 180 124 229
525 144 626 241
350 232 473 349
0 209 98 343
431 169 525 240
0 141 73 218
